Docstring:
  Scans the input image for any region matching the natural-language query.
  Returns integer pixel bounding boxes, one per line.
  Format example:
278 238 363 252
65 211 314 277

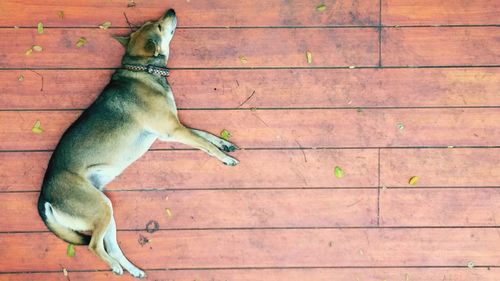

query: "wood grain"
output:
380 148 500 187
383 0 500 25
0 189 377 232
0 149 378 192
1 108 500 151
1 228 500 271
0 0 378 27
382 27 500 66
2 268 499 281
0 28 378 68
380 188 500 226
2 68 499 110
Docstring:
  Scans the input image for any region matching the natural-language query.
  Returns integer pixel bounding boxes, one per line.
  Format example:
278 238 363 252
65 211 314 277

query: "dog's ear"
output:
113 36 130 47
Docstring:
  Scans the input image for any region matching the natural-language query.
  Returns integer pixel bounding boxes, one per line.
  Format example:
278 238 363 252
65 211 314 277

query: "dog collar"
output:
123 64 170 77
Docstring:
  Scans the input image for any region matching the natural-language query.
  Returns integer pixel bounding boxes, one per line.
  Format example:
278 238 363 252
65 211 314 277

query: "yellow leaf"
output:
32 45 43 52
316 4 326 12
220 129 232 141
408 176 419 185
239 56 248 64
32 120 43 134
25 48 33 56
99 21 112 30
334 166 344 179
37 22 44 34
165 208 173 218
306 50 313 64
76 37 87 48
58 11 65 20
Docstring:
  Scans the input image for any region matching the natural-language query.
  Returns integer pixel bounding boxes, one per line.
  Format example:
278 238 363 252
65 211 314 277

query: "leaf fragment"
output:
63 268 68 277
408 176 419 185
66 244 75 257
467 261 475 269
32 120 43 134
32 45 43 52
58 11 65 20
99 21 112 30
76 37 87 48
316 3 326 12
306 50 313 64
165 208 173 218
37 22 44 34
239 55 248 64
127 0 137 8
25 48 33 56
220 129 232 141
18 75 24 81
334 166 344 179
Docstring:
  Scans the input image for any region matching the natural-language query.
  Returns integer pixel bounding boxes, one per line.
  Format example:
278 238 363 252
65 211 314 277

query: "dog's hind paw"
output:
111 263 124 275
222 144 237 152
223 156 239 166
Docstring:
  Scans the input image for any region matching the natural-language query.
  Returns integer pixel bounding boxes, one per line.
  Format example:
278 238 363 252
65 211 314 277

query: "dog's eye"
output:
171 30 174 35
158 25 162 31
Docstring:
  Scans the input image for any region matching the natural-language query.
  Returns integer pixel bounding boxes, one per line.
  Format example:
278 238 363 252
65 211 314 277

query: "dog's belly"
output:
86 131 157 189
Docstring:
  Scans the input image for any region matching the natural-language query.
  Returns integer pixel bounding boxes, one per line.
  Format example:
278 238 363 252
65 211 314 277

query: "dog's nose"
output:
165 9 175 18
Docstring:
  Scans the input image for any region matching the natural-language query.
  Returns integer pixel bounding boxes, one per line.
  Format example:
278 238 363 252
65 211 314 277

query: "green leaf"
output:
76 37 87 48
334 166 344 179
66 244 75 257
31 120 43 134
220 129 232 141
316 4 326 12
37 22 44 34
99 21 112 30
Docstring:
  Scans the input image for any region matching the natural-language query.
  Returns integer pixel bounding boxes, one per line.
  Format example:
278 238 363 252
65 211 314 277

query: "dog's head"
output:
115 9 177 60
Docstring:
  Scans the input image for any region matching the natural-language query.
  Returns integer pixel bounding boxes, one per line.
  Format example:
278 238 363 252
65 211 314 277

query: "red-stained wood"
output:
0 189 378 232
1 228 500 271
383 0 500 25
2 68 500 110
0 0 378 27
380 148 500 187
0 28 378 68
2 268 500 281
382 27 500 66
380 188 500 226
0 149 378 192
1 108 500 151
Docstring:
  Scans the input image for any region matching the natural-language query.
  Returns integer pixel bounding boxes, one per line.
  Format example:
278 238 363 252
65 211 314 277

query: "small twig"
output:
123 12 138 31
29 70 44 91
294 139 308 163
238 90 256 108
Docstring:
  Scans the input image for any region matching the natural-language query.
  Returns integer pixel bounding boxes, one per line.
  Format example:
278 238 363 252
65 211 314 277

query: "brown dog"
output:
37 9 238 278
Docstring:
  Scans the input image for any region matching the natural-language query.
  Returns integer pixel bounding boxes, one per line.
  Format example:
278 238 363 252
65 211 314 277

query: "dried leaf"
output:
220 129 232 141
349 65 356 69
306 50 313 64
25 48 33 56
32 120 43 134
76 37 87 48
58 11 65 20
138 234 149 246
408 176 419 185
66 244 75 257
239 55 248 64
14 26 19 29
32 45 43 52
127 0 136 7
63 268 68 276
165 208 173 218
18 75 24 81
316 3 326 12
37 22 44 34
99 21 112 30
334 166 344 179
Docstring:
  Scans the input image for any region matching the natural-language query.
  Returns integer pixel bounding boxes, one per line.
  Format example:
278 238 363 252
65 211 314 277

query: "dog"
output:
37 9 239 278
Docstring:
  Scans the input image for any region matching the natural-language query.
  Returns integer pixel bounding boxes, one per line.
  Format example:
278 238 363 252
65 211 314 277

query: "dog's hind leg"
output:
104 216 146 278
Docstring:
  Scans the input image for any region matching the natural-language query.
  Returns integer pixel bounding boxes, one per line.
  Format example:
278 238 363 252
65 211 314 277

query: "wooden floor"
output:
1 0 500 280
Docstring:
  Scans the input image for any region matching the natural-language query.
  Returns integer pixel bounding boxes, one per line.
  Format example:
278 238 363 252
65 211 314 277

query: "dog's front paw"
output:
223 156 239 166
129 267 146 279
111 262 124 275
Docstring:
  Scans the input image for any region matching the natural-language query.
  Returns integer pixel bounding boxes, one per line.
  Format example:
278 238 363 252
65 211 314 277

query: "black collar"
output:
123 64 170 77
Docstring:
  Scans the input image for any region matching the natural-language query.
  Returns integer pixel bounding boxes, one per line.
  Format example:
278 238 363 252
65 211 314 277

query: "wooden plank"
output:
2 108 500 151
2 268 500 281
0 189 377 232
380 148 500 187
383 0 500 25
0 28 378 68
2 68 500 110
1 228 500 271
380 188 500 226
382 27 500 66
0 0 379 27
0 149 378 192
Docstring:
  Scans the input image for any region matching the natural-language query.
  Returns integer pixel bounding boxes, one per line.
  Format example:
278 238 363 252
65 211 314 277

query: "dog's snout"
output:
165 9 176 18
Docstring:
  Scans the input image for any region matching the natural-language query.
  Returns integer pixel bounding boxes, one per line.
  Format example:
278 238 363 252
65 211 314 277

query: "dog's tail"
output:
38 196 91 245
